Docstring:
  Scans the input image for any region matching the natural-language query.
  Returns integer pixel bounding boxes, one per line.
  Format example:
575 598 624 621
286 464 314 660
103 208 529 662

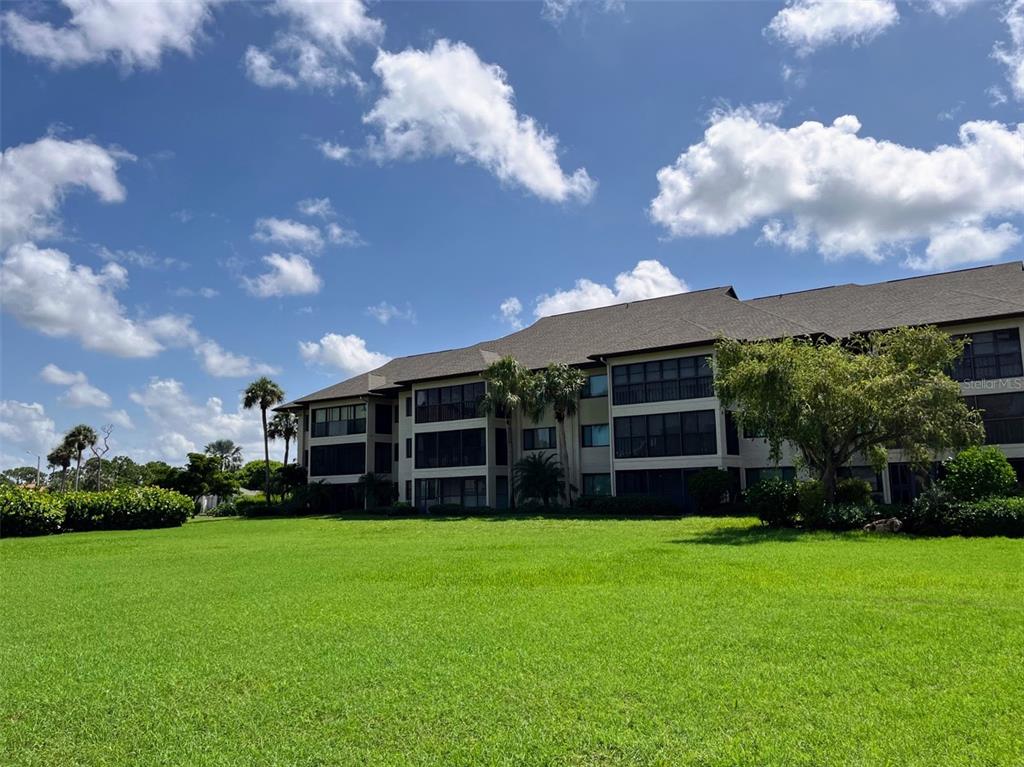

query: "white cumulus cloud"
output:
299 333 391 376
766 0 899 55
39 363 112 408
365 39 595 203
499 296 524 329
0 400 59 467
252 216 324 251
317 141 352 162
1 135 131 246
534 260 688 318
366 301 415 324
995 0 1024 102
244 0 383 91
244 253 322 297
297 196 334 218
904 223 1022 271
2 0 216 70
650 111 1024 264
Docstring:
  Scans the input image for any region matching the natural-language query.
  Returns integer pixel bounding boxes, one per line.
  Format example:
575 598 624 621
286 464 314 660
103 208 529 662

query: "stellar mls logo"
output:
961 378 1024 392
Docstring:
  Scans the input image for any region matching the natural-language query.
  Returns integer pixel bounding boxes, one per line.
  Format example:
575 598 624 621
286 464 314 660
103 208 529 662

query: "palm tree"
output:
478 356 541 510
356 472 392 509
243 377 285 501
267 412 299 465
63 425 97 491
204 439 243 472
47 444 73 493
513 453 565 508
539 363 587 504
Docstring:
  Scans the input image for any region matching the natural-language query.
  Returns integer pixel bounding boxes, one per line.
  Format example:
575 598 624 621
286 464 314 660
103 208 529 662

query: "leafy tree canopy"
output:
714 326 984 500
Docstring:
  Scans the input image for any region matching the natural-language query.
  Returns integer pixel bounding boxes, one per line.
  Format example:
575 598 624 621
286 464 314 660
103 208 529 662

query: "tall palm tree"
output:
46 444 73 492
243 377 285 501
62 425 97 491
267 412 299 465
204 439 243 472
539 363 587 504
478 356 542 510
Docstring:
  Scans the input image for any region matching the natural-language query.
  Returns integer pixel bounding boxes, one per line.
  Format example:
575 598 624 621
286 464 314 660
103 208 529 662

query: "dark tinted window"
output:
374 442 393 473
965 391 1024 444
415 428 486 468
375 404 393 434
612 355 713 405
581 424 609 447
495 428 508 465
415 382 485 423
952 328 1023 381
311 404 367 437
310 443 365 476
613 410 716 458
523 427 556 450
582 374 608 398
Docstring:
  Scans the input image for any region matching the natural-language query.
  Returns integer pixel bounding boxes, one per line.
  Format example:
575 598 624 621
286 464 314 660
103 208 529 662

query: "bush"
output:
835 478 874 506
574 494 679 517
796 479 826 527
744 478 798 527
815 503 870 531
62 487 192 532
687 468 731 512
941 446 1018 502
0 486 64 537
905 488 1024 537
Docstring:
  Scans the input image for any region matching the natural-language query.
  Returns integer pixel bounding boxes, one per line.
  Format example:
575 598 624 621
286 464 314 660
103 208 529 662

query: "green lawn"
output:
2 516 1022 767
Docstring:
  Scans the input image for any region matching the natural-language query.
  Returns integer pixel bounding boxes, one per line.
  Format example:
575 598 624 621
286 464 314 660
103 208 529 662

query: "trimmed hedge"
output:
905 488 1024 537
0 486 192 537
0 486 64 537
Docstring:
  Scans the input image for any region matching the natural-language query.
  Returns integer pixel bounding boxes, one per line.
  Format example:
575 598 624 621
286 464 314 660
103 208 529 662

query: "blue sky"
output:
2 0 1023 467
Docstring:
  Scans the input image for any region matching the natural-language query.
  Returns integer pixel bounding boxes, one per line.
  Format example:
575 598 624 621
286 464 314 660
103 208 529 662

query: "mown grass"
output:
2 516 1022 766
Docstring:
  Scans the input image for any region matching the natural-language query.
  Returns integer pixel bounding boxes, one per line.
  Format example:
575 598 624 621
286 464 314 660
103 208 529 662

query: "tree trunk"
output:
283 437 290 466
822 462 837 504
262 407 271 502
556 415 570 506
60 467 67 493
506 415 515 511
74 453 82 491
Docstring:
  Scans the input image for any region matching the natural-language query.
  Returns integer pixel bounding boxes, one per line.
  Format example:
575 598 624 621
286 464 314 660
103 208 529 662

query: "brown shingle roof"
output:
283 261 1024 406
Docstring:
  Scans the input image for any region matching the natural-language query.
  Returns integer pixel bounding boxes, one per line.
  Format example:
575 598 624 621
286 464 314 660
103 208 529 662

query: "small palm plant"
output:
539 363 587 504
267 412 300 465
513 453 565 508
46 444 73 493
478 356 543 510
62 424 97 491
243 377 285 501
356 472 393 509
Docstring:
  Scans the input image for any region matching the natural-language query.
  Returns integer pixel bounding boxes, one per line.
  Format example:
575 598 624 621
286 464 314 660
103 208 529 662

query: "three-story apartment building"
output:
279 262 1024 511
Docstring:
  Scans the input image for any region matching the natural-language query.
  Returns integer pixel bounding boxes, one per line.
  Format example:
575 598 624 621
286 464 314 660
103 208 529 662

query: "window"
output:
611 355 713 405
415 382 485 423
310 443 365 476
725 411 740 455
496 475 509 509
582 473 611 496
405 480 412 502
582 374 608 398
415 428 486 468
415 477 486 509
613 410 716 458
952 328 1023 381
375 404 393 435
495 428 508 465
405 397 412 418
888 462 944 505
304 413 309 434
523 427 556 450
394 405 399 423
745 466 796 486
965 391 1024 445
614 468 709 511
405 438 412 459
393 443 399 462
311 404 367 437
374 442 393 473
581 424 609 447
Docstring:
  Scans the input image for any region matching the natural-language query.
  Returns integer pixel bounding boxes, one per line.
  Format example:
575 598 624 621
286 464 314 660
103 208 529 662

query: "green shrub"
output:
941 446 1018 501
796 479 826 527
906 488 1024 537
0 486 64 537
62 487 192 532
835 478 874 506
687 469 731 512
574 494 679 517
744 478 798 527
816 503 870 531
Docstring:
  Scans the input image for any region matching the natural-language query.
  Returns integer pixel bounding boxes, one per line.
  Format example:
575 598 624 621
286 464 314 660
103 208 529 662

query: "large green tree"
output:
243 377 285 501
267 412 299 465
478 356 542 510
174 453 240 514
714 326 984 502
62 425 97 491
538 363 587 504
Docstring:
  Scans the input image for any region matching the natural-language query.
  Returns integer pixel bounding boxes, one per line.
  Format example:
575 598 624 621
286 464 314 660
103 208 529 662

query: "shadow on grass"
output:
672 525 811 546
